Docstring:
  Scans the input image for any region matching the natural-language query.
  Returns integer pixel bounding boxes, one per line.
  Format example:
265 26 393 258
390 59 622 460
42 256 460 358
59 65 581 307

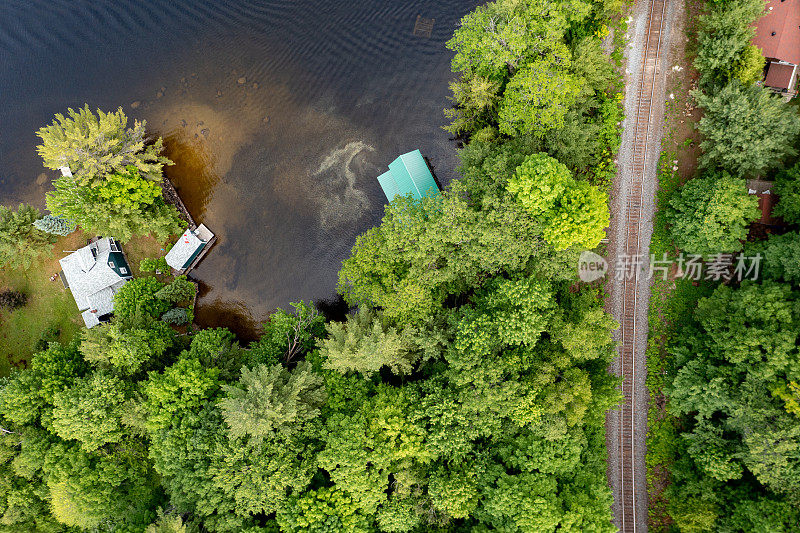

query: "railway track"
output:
617 0 668 530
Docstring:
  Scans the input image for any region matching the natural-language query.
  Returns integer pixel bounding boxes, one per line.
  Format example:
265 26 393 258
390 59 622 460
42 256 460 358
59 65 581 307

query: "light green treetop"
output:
36 105 171 185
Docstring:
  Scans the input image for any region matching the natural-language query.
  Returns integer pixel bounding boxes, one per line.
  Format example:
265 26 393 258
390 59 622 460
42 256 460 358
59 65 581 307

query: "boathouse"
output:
377 149 440 202
165 224 215 273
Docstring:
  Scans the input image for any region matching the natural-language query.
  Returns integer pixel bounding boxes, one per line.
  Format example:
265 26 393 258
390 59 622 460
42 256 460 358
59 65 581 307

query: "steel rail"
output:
617 0 668 530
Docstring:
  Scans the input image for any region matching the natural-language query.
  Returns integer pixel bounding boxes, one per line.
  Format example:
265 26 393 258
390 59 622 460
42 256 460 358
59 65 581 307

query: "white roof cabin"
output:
59 237 132 328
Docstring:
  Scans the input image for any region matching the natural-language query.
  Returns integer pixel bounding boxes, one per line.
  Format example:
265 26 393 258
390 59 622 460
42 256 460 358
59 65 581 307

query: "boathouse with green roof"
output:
377 150 440 202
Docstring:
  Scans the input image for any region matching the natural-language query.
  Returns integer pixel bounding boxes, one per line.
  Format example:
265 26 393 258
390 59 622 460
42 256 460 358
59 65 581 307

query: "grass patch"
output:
0 231 171 374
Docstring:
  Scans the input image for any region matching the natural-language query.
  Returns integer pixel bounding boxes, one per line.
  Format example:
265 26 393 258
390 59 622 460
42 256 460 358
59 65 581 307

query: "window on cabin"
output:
119 267 128 275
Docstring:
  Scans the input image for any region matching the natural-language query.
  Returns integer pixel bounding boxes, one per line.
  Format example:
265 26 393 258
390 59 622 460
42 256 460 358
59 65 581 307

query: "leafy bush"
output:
140 257 169 273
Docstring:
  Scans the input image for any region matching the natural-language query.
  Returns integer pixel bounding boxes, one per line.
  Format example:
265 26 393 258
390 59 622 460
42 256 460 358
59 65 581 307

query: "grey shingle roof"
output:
59 238 131 328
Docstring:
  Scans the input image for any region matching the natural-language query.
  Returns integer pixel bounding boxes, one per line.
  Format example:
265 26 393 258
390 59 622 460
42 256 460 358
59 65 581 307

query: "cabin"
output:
376 150 440 202
753 0 799 97
165 224 215 274
747 179 782 224
59 237 132 328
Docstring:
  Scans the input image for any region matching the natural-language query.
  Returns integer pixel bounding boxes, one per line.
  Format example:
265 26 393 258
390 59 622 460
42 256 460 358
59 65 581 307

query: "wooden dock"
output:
161 176 217 275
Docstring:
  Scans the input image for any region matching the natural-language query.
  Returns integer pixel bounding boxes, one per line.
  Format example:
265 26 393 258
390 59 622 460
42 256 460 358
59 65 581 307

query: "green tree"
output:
447 0 586 81
733 44 765 85
276 487 372 533
46 167 185 242
508 153 608 249
36 105 171 185
443 76 501 137
772 162 800 222
81 319 173 374
51 372 130 451
113 277 169 322
339 181 579 324
32 214 76 236
668 282 800 496
750 231 800 284
499 56 586 137
154 275 195 304
666 172 759 256
44 441 157 530
0 204 54 270
250 301 326 364
219 361 326 441
182 328 245 380
317 385 433 515
321 310 419 376
694 82 800 176
143 356 221 434
693 0 765 86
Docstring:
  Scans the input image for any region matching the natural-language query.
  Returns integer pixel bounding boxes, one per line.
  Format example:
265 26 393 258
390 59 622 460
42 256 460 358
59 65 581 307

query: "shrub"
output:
33 214 77 236
0 289 27 310
140 257 169 273
154 276 195 304
161 307 191 326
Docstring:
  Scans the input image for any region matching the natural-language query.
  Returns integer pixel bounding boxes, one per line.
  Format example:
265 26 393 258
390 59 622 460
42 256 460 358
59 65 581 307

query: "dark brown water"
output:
0 0 479 339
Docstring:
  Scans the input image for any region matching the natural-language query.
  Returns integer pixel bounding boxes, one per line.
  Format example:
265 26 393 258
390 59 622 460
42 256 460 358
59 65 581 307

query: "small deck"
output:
413 15 434 38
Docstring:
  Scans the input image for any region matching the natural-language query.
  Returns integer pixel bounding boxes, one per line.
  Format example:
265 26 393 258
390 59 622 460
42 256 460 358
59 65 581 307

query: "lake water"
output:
0 0 479 339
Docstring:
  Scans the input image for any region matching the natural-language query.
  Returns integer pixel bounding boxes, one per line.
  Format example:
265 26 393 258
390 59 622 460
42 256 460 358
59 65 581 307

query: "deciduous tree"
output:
666 172 759 256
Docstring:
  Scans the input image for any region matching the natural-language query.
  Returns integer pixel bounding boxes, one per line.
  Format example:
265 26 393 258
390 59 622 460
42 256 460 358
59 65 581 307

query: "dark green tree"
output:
694 82 800 176
0 204 54 270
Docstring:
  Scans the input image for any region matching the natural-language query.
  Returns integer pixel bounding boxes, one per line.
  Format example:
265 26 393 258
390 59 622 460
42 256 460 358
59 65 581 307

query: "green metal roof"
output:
377 150 440 202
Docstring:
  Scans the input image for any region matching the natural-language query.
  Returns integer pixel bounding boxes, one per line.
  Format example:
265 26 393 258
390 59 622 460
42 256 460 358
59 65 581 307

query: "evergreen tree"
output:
0 204 55 270
32 214 76 236
160 307 191 325
694 82 800 176
36 105 171 185
220 361 326 442
321 309 419 377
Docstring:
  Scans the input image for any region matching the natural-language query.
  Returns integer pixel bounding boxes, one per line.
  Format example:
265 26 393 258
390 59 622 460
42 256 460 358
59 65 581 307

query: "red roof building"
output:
753 0 800 94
